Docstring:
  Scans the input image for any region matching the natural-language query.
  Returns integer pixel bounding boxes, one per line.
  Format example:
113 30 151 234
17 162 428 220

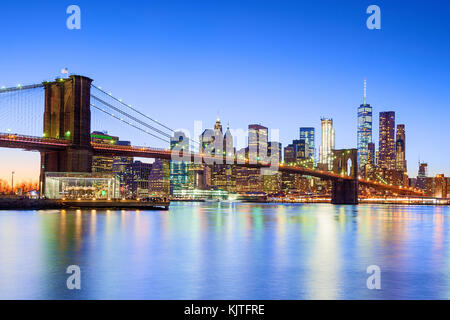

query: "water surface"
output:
0 202 449 299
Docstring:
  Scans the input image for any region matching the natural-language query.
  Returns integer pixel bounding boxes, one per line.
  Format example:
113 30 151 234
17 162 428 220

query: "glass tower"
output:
396 124 407 172
299 127 315 161
357 79 373 169
378 111 396 170
319 118 335 170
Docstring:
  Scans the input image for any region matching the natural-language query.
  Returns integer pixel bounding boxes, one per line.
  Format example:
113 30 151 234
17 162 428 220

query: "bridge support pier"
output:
331 179 358 205
39 75 93 195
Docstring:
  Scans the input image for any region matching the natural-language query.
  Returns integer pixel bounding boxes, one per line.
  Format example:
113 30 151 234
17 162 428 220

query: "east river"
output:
0 202 449 299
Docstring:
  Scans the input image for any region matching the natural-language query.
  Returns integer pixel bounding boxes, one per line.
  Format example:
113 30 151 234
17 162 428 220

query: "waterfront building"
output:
264 172 282 194
91 131 119 173
357 79 372 169
318 118 335 170
148 159 170 197
378 111 396 170
396 124 407 172
44 172 120 200
433 174 448 198
112 140 134 199
132 161 152 198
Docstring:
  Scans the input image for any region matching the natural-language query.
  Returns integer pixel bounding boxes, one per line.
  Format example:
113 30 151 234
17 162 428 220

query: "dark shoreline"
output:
0 198 170 210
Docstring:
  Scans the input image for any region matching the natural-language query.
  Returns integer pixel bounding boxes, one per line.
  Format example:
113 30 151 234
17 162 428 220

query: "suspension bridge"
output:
0 75 425 204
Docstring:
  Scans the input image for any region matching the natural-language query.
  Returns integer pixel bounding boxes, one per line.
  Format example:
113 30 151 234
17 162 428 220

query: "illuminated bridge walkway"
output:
0 75 425 204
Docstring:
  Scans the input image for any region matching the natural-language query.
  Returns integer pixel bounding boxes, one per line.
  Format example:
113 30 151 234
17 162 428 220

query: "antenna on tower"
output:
363 78 367 105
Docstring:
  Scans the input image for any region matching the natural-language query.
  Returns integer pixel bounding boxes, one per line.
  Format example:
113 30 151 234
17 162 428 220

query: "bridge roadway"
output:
0 133 425 196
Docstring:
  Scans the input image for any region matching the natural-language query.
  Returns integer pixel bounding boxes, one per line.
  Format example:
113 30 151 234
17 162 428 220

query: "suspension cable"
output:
91 104 170 144
91 84 201 146
0 83 44 94
91 95 173 139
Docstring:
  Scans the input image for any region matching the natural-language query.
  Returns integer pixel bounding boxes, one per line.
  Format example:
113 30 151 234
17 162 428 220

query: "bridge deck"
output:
0 133 426 196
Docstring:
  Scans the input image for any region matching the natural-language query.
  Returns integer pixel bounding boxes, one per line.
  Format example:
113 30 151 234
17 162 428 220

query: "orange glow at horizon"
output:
0 149 40 188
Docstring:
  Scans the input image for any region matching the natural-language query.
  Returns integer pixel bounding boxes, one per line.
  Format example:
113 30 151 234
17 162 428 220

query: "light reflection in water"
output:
0 203 449 299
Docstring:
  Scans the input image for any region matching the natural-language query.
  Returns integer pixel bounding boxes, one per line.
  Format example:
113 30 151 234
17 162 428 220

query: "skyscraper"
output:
112 140 134 198
247 124 268 192
132 161 152 198
357 79 372 168
416 162 428 191
368 142 376 167
396 124 407 172
378 111 396 170
248 124 268 162
299 127 315 161
319 118 335 170
148 159 170 197
170 131 189 194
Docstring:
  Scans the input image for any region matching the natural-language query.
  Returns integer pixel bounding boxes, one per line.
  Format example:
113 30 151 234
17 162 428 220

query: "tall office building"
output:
248 124 268 162
283 144 296 164
132 161 152 198
170 131 189 194
396 124 407 172
299 127 315 161
368 142 376 166
247 124 268 192
319 118 335 170
416 162 428 191
148 159 170 197
378 111 396 170
112 140 134 198
357 79 373 168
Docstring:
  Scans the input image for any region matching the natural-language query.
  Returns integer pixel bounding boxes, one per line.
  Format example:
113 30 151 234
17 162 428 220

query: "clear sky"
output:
1 0 449 183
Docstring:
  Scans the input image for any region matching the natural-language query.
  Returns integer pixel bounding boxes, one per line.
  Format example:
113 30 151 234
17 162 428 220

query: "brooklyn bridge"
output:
0 75 425 204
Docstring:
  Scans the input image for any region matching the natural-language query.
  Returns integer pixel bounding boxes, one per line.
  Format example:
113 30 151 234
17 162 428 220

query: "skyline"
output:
1 0 450 182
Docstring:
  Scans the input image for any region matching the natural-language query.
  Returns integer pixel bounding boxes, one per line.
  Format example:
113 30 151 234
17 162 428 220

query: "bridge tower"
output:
331 148 358 205
39 75 93 187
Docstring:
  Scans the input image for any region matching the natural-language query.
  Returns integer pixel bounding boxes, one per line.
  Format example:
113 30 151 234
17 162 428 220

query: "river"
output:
0 202 449 299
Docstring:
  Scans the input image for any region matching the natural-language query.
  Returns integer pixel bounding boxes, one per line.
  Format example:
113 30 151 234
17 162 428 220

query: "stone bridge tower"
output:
331 148 358 204
39 75 93 188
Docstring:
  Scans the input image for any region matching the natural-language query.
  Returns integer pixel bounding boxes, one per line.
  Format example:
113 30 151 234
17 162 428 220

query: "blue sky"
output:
1 0 450 182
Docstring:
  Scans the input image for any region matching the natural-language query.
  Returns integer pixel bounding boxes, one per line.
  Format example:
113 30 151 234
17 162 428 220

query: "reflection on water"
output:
0 203 449 299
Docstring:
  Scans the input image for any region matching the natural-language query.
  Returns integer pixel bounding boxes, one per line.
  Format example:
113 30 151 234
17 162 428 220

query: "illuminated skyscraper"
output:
319 118 335 170
378 111 396 170
416 162 428 191
248 124 268 162
132 161 152 198
368 142 376 166
170 131 189 194
148 159 170 197
299 127 315 161
357 79 372 168
247 124 268 192
396 124 407 172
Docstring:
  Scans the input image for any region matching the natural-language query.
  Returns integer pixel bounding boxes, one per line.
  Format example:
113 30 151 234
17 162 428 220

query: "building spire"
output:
363 78 367 105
